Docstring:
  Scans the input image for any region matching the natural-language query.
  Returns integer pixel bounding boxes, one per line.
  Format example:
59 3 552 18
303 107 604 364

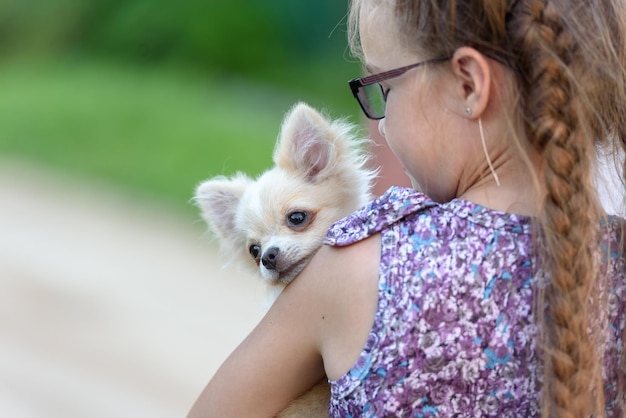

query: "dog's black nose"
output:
261 247 279 270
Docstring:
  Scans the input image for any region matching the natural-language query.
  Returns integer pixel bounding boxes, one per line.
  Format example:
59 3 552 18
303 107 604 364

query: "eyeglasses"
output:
348 56 450 120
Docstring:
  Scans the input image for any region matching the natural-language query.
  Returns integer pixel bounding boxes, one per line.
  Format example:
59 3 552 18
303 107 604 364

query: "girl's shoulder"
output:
325 186 438 247
325 186 532 248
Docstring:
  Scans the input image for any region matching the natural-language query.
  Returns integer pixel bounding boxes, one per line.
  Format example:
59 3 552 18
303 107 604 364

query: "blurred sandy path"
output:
0 159 265 418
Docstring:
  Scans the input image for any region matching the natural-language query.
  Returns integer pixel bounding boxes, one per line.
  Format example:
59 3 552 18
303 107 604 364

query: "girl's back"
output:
326 186 626 417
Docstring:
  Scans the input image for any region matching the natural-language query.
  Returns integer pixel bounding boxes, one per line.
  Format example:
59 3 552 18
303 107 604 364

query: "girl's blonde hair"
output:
348 0 626 416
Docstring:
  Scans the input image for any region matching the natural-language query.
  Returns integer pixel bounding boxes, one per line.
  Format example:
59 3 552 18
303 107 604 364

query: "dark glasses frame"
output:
348 56 450 120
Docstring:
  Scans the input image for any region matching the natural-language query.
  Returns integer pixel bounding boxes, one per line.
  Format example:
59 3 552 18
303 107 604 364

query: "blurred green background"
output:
0 0 363 217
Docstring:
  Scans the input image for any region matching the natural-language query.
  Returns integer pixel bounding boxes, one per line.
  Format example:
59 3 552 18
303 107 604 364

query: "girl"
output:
189 0 626 416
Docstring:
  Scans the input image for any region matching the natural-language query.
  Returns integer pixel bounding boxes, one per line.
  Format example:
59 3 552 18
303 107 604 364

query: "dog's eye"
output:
287 211 308 227
249 244 261 260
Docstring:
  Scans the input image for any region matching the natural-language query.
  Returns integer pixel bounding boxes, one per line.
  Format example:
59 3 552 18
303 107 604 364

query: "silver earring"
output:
478 118 501 187
466 107 472 116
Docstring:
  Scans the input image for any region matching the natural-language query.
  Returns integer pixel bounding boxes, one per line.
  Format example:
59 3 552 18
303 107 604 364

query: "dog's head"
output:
195 102 375 286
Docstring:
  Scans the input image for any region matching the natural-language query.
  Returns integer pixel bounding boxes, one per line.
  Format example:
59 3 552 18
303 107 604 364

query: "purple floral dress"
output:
324 186 626 417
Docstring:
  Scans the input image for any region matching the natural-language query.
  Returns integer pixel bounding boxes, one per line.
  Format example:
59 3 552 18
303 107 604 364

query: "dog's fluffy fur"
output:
194 102 375 416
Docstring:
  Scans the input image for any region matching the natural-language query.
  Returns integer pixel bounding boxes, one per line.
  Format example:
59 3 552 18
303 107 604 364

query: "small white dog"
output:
195 102 375 300
194 102 375 417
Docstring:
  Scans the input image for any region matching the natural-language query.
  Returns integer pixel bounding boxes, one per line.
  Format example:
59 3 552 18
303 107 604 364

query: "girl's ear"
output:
449 47 492 119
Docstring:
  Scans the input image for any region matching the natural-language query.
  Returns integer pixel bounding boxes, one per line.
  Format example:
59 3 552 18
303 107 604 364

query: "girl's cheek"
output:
377 119 386 138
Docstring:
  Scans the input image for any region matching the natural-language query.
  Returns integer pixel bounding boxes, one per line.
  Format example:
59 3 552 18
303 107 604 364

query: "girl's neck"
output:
460 153 544 217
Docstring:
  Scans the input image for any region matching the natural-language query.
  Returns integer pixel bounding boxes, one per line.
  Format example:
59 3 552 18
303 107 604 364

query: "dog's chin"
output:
261 258 310 286
277 261 308 285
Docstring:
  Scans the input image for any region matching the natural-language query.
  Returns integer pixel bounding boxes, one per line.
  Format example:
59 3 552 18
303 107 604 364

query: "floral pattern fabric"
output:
324 186 626 417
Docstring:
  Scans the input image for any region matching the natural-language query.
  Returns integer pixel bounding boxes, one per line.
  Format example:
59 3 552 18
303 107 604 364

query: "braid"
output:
509 0 601 416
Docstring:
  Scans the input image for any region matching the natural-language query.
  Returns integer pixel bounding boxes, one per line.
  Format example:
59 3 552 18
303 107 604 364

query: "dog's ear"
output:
273 102 337 181
194 174 250 243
